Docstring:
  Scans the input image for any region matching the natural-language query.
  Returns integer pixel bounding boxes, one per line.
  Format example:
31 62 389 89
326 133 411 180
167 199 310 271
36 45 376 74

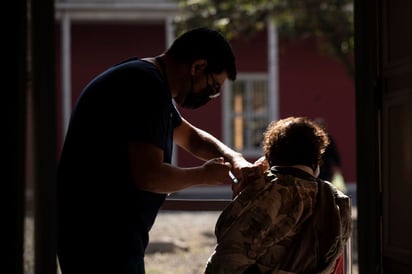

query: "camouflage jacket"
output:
204 166 352 274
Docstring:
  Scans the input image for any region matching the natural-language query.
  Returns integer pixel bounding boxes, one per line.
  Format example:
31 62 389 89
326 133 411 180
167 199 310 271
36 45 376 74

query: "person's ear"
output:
190 59 207 75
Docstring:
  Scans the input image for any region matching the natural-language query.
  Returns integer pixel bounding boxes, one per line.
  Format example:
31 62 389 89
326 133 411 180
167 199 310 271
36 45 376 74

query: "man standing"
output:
57 27 256 274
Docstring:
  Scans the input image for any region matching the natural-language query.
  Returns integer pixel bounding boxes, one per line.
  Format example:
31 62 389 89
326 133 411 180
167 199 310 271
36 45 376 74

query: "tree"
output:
173 0 354 79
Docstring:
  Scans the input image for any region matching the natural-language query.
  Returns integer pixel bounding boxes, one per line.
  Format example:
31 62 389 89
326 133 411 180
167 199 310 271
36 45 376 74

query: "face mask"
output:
180 77 214 109
180 90 212 109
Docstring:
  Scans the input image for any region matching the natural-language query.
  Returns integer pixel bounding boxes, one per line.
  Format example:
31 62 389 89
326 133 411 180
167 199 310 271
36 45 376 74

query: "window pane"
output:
252 81 268 115
251 117 268 148
232 81 246 114
231 82 246 150
250 81 268 148
227 76 268 155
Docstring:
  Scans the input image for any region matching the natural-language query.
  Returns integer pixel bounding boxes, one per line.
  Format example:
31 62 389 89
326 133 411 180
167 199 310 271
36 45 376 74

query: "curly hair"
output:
262 117 330 171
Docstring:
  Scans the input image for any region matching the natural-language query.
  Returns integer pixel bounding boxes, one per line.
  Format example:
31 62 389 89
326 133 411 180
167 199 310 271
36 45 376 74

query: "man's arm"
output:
128 141 231 193
174 118 258 180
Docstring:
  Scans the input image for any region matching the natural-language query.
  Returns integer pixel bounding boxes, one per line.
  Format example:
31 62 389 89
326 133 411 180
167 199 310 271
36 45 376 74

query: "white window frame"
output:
223 73 275 158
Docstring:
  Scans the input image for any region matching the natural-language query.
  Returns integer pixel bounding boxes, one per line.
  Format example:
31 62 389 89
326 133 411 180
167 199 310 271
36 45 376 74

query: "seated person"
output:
204 116 352 274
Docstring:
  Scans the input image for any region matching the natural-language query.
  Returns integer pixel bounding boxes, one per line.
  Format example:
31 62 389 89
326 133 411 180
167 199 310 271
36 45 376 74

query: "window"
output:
223 73 271 158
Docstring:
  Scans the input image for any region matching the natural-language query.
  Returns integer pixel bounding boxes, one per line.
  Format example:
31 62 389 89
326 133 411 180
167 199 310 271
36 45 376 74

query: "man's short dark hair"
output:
166 27 237 81
263 117 330 171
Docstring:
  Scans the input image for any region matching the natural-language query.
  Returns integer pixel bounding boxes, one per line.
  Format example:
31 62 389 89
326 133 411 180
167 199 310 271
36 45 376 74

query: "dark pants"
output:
128 256 146 274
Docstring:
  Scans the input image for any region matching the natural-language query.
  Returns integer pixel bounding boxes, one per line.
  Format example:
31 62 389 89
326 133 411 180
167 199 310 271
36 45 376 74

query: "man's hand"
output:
202 157 232 185
254 156 269 171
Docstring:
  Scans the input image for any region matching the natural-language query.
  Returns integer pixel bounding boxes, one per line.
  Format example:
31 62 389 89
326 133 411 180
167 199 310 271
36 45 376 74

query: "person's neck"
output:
154 54 187 98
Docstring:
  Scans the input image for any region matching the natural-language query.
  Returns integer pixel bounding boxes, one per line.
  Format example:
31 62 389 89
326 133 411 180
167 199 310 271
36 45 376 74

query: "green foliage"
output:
173 0 354 78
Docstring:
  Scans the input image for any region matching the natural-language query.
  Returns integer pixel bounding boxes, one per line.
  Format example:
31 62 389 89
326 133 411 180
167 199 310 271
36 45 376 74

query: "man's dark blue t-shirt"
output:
57 57 182 263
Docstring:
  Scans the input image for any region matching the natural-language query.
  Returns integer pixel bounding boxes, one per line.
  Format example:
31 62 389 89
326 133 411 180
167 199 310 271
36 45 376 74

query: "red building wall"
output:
277 37 356 183
56 24 356 183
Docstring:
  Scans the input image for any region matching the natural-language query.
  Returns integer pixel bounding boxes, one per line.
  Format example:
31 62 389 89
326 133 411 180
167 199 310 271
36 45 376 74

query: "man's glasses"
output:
207 73 222 98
